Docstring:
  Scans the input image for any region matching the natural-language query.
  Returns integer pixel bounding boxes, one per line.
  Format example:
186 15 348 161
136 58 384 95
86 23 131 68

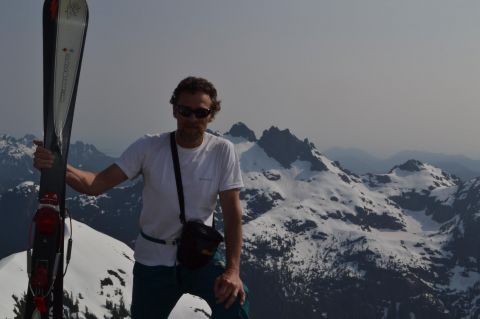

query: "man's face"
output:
173 91 213 142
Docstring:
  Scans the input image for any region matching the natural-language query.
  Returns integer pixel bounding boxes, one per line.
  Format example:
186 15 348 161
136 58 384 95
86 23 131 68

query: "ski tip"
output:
43 0 59 22
43 0 90 23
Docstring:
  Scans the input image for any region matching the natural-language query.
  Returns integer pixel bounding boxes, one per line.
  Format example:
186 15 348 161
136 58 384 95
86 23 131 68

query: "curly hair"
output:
169 76 221 119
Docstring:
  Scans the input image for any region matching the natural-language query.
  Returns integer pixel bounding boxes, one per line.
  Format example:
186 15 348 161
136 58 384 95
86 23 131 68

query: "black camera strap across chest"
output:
170 131 217 228
170 132 186 225
139 132 185 245
170 131 187 225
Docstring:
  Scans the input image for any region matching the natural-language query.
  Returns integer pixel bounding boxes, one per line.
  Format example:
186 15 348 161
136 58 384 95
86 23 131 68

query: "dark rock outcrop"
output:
227 122 257 142
258 126 327 171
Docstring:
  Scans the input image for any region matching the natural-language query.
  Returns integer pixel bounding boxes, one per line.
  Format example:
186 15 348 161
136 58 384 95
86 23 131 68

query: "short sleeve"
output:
218 141 244 192
115 136 149 180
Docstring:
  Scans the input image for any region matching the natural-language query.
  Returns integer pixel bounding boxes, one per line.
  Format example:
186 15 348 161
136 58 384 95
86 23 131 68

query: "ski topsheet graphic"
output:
25 1 88 318
53 0 88 154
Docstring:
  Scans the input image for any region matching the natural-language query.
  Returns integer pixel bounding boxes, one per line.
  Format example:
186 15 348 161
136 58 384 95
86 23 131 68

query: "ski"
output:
25 0 88 318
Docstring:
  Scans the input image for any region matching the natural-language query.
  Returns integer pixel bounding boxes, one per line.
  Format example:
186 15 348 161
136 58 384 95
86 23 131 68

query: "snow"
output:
0 254 26 316
430 186 458 204
237 140 461 281
402 209 442 233
0 137 35 160
457 219 465 236
449 266 480 292
367 163 457 197
62 221 134 316
15 181 36 189
0 220 212 319
235 140 283 173
76 194 111 208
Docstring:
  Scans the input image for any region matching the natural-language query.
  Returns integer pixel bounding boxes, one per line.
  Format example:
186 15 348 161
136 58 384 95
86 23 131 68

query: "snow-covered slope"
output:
2 124 480 318
224 126 478 319
0 220 210 319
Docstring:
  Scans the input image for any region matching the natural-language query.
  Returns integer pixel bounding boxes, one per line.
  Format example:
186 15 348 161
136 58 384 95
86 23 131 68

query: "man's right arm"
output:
66 163 128 196
33 140 128 196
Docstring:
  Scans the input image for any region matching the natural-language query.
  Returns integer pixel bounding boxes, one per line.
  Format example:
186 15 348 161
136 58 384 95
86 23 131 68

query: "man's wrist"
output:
225 265 240 275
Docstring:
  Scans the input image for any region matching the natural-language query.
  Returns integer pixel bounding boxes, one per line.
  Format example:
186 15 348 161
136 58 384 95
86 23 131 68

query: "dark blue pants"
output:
131 255 250 319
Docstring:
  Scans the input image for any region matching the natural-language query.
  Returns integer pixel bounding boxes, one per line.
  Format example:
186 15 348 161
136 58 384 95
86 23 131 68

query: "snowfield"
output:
0 220 211 319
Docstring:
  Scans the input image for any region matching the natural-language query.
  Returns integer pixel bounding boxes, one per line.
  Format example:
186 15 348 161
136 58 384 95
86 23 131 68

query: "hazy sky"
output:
2 0 480 158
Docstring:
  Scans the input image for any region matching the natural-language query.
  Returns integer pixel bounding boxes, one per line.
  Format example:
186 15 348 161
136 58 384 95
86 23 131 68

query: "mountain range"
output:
323 146 480 181
1 123 480 318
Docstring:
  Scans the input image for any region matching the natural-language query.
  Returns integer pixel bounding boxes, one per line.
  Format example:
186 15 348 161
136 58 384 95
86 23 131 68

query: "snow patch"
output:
449 266 480 292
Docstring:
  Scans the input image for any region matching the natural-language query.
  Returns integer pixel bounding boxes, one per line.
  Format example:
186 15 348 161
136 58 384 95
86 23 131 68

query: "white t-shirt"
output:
115 132 243 266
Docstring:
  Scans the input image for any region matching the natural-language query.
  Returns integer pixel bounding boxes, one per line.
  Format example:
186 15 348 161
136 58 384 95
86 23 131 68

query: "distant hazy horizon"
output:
3 125 480 162
2 1 480 159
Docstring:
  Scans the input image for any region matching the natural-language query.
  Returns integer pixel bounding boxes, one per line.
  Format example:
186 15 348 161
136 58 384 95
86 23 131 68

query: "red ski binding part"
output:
39 192 59 205
35 207 60 235
34 296 48 313
35 192 60 235
31 264 49 289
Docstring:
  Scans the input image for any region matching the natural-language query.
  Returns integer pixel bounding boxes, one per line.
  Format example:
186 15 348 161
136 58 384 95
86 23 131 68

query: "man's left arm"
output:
214 188 246 309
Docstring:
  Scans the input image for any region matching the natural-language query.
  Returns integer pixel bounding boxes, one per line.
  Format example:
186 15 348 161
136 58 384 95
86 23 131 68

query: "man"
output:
33 76 250 318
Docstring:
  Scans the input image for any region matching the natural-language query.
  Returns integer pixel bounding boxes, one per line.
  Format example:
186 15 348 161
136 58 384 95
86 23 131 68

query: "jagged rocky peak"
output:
388 159 459 185
257 126 327 171
0 134 36 160
71 140 101 154
70 140 114 159
226 122 257 142
1 134 19 148
21 134 37 144
68 141 116 171
0 134 38 157
0 133 14 143
1 134 36 144
390 159 425 173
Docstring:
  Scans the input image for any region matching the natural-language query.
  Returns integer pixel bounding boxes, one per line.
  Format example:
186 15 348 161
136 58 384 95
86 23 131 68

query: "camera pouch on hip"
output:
178 220 224 269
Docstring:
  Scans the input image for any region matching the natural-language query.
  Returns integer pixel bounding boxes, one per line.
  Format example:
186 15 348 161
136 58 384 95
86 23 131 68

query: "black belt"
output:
140 230 180 245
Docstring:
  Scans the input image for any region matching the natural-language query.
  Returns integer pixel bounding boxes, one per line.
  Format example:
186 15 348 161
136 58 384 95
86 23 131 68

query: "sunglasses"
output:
175 105 212 119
